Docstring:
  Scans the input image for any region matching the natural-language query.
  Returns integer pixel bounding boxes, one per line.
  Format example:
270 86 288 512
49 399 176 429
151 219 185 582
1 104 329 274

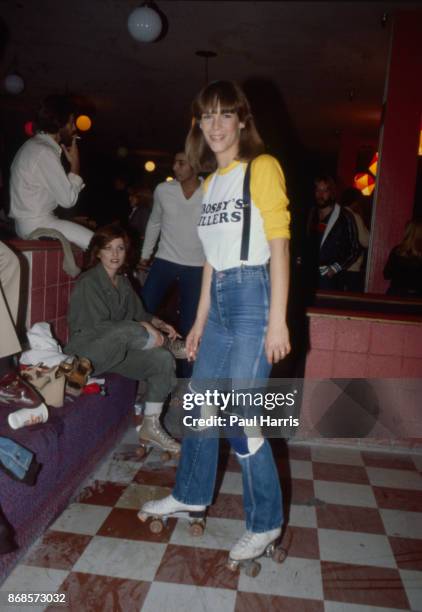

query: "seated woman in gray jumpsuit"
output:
65 224 180 455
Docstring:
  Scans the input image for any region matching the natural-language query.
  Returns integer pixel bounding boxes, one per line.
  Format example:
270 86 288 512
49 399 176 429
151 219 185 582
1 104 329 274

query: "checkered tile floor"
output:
2 427 422 612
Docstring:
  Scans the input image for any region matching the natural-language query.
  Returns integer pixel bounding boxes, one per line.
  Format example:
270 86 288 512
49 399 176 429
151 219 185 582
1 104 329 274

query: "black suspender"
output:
240 161 252 262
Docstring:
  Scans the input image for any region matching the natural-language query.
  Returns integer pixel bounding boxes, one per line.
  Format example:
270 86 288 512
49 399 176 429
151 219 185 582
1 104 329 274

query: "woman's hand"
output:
267 237 291 365
141 321 164 347
186 320 205 361
150 317 181 341
265 321 291 364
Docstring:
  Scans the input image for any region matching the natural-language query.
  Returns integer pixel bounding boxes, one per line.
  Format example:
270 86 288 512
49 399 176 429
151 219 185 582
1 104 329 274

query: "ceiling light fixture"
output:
145 161 156 172
76 115 92 131
128 3 162 43
3 73 24 95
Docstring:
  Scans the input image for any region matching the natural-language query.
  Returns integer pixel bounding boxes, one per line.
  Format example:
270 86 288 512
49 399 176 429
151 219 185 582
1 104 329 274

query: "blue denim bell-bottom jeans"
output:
172 265 283 533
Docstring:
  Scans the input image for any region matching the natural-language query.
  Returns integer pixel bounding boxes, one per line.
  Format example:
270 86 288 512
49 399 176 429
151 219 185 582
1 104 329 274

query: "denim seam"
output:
244 456 255 531
178 439 213 506
250 268 269 378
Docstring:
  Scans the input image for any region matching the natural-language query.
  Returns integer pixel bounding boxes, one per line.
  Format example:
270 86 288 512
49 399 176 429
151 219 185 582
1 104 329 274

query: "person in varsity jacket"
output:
305 175 360 291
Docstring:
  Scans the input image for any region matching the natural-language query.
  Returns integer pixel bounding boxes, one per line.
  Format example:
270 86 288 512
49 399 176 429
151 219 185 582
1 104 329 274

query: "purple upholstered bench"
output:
0 373 136 584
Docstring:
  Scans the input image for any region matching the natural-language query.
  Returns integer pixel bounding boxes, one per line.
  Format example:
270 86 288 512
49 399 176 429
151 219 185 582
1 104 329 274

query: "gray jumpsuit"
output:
65 264 176 402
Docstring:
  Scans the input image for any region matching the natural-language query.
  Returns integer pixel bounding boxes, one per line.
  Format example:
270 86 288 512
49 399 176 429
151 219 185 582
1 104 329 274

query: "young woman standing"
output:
139 81 291 567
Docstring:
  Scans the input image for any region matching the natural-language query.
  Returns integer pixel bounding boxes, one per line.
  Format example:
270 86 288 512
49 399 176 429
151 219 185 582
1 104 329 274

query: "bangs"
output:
194 81 245 118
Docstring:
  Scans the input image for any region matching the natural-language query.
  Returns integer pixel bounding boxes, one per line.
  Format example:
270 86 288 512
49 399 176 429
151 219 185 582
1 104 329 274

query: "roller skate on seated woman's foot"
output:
138 494 206 535
136 415 181 462
226 527 286 577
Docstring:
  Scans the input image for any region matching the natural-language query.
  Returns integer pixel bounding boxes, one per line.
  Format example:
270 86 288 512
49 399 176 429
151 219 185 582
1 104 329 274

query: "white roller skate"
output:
137 494 206 536
226 527 286 577
136 415 181 462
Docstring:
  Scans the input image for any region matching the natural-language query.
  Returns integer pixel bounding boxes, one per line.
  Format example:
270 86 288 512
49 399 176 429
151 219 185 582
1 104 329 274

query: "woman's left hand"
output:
151 317 181 341
265 322 291 364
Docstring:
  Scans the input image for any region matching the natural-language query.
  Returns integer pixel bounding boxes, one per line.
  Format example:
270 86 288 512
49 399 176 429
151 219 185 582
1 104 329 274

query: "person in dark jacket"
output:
305 176 360 290
65 224 181 456
383 218 422 297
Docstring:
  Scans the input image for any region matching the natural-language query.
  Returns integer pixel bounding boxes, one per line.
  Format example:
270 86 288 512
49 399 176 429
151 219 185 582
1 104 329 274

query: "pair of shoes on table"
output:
58 357 93 397
162 337 187 360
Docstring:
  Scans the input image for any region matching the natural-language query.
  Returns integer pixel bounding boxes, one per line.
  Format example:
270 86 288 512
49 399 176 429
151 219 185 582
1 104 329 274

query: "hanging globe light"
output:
4 73 25 95
128 4 162 43
144 160 156 172
76 115 92 131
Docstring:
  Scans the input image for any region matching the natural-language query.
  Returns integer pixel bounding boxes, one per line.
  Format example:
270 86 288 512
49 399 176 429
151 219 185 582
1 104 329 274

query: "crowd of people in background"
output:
0 92 421 303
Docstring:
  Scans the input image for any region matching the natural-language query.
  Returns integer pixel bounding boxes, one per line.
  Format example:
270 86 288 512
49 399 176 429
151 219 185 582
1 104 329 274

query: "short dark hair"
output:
314 175 337 195
185 80 265 173
36 94 76 133
86 224 133 272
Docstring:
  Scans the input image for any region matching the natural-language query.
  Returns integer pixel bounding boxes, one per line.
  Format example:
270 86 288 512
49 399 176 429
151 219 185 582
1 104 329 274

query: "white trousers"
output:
15 215 93 251
0 241 21 358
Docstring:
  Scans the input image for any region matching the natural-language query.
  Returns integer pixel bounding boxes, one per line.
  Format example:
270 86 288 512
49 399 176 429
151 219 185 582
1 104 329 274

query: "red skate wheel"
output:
189 522 204 537
149 519 164 534
245 560 261 577
160 451 171 462
136 446 148 458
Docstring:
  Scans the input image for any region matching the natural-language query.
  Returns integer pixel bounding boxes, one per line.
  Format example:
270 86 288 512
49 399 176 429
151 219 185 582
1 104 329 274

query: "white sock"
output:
236 437 264 458
144 401 163 416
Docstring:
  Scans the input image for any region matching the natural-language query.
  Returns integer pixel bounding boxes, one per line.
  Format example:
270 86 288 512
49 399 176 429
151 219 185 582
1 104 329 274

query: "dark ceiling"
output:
1 1 421 162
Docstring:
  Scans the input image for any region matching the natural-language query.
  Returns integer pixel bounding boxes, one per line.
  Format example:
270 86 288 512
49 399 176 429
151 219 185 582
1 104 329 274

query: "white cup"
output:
8 403 49 430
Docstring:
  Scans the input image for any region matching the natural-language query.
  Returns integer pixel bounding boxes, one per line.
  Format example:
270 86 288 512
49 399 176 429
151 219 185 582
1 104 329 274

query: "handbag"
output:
20 363 65 408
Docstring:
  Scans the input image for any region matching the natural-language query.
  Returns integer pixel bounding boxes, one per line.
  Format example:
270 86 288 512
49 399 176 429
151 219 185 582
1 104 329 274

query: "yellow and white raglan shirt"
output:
198 154 290 271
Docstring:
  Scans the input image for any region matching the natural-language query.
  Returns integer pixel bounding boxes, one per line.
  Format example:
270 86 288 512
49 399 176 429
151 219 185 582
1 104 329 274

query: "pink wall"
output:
301 312 422 450
305 314 422 378
9 240 83 345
